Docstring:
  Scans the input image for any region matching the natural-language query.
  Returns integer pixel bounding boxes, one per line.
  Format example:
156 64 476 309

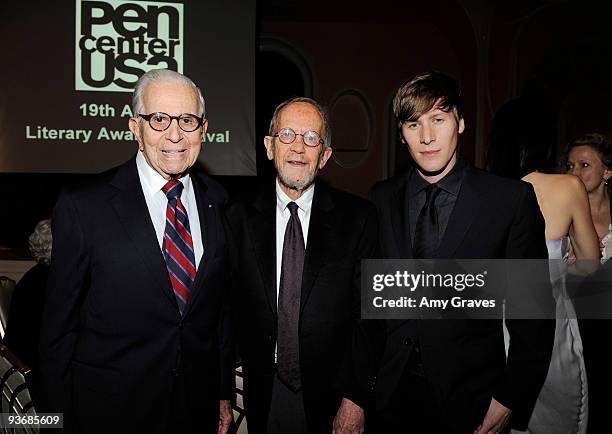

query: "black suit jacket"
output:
369 164 555 432
39 157 233 434
226 182 379 434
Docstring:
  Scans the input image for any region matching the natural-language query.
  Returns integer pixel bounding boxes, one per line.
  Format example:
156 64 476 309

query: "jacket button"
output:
267 334 273 341
404 338 413 346
172 368 179 377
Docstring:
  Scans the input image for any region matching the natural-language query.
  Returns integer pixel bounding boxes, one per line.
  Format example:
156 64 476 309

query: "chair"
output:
0 345 37 433
233 362 248 433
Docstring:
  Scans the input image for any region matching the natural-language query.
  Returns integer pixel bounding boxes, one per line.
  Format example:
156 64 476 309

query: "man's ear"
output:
200 119 209 144
129 117 143 150
318 146 333 170
458 117 465 134
264 136 274 161
398 124 406 144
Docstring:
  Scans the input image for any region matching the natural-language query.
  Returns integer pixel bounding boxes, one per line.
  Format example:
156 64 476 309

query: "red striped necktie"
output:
162 179 196 315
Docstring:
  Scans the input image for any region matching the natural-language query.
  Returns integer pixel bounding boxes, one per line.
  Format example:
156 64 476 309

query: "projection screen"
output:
0 0 256 175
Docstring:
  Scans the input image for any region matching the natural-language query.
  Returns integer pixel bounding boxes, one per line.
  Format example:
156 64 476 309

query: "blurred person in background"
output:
518 172 599 433
564 133 612 263
562 133 612 433
3 218 52 403
487 102 601 433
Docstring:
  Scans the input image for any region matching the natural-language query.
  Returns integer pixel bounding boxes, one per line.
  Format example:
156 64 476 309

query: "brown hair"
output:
393 71 463 127
562 133 612 170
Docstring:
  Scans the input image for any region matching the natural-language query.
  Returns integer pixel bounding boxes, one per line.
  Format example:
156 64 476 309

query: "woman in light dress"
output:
519 172 600 434
562 133 612 433
564 133 612 262
485 102 600 433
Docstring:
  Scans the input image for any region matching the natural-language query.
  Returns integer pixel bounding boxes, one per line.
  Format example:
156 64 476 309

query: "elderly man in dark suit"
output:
226 97 378 434
39 69 233 434
369 71 555 434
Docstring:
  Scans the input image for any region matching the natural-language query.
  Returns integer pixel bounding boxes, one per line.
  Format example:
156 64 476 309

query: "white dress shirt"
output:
135 151 204 268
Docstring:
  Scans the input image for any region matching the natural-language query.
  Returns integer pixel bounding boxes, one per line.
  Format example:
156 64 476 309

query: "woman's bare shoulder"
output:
522 172 581 192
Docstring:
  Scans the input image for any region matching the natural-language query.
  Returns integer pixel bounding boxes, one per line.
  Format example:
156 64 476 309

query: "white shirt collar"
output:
275 179 315 214
136 151 191 197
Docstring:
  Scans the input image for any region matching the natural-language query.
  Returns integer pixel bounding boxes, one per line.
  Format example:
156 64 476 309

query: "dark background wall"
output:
2 0 612 252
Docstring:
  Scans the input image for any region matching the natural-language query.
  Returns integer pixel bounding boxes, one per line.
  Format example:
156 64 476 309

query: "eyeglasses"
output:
272 127 324 147
139 112 204 132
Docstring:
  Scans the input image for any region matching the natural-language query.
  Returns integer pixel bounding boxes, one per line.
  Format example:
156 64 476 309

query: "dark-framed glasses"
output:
139 112 204 132
273 127 324 147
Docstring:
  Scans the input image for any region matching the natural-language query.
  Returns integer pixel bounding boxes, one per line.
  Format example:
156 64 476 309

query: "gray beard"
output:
275 162 318 193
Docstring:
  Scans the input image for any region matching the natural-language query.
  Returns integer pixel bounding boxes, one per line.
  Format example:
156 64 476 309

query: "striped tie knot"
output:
162 179 183 200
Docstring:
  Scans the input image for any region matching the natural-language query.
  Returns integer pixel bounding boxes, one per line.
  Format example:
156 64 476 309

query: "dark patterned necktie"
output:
413 183 441 259
277 201 305 392
162 179 196 315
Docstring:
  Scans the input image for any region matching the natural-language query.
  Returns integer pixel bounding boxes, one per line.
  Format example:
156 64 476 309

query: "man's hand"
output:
474 398 511 434
218 399 233 434
332 398 365 434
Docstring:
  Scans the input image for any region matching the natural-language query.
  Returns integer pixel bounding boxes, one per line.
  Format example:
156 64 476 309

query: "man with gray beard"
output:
226 97 379 434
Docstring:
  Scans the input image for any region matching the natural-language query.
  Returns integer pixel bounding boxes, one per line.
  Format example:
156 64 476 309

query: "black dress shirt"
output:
407 158 467 254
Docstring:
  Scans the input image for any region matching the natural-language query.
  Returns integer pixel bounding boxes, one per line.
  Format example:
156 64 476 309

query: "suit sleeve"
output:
217 194 235 401
335 202 386 410
494 184 555 430
39 190 90 423
217 278 235 400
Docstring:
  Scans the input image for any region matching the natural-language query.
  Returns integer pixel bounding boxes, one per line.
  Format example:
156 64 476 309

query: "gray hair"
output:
268 97 332 149
28 219 52 265
132 69 205 117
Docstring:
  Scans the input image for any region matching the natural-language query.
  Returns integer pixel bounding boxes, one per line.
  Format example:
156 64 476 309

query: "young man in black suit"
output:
39 69 233 433
369 71 555 433
226 97 378 434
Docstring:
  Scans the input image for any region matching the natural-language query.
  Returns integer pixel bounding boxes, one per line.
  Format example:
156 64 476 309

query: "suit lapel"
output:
109 158 177 311
436 165 481 258
390 173 413 258
249 186 277 315
183 173 217 316
387 174 413 329
300 184 333 312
